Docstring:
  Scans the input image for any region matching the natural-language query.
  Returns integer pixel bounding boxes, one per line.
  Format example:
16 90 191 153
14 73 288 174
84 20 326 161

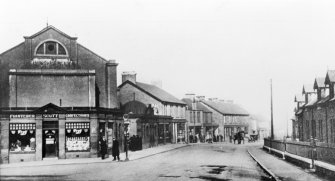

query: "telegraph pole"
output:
270 79 274 140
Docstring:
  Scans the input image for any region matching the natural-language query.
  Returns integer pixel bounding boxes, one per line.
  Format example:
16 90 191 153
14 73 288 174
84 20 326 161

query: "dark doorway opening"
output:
42 121 59 158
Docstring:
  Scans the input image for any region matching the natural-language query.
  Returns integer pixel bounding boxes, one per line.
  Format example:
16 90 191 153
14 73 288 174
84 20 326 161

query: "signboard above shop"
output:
10 114 90 119
10 114 35 118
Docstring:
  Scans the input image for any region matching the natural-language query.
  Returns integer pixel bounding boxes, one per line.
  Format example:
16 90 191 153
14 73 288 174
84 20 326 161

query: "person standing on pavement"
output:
112 138 120 161
99 136 107 160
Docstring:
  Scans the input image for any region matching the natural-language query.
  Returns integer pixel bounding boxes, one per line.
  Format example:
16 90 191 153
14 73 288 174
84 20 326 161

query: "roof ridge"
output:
24 25 77 40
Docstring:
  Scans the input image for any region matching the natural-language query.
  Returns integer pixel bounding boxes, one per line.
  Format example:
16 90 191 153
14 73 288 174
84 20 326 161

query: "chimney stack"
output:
208 98 218 102
196 95 205 101
122 71 137 84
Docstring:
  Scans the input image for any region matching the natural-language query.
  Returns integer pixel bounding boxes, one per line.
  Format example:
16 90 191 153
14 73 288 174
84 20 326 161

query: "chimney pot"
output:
122 71 137 84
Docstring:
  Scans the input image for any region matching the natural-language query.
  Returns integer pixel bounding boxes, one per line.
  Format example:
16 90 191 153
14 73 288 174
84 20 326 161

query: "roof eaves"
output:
119 80 163 103
77 43 108 63
0 42 24 56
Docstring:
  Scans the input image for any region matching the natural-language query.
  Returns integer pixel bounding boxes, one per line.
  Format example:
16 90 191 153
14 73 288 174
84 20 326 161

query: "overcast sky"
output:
1 0 335 138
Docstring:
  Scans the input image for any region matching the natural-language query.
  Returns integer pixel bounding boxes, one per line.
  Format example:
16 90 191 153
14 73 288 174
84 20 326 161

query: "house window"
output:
65 122 90 152
306 120 309 140
318 120 323 142
332 119 335 143
9 123 36 152
312 120 316 139
197 112 200 123
35 41 67 56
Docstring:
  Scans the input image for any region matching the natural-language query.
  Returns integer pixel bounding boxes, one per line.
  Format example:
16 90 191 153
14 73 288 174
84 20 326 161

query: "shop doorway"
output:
42 121 59 158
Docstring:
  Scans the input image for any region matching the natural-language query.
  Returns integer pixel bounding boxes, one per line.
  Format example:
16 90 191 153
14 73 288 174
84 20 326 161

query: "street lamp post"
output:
123 114 130 161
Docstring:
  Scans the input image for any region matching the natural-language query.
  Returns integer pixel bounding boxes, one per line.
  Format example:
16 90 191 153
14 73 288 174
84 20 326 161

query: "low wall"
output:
264 138 335 177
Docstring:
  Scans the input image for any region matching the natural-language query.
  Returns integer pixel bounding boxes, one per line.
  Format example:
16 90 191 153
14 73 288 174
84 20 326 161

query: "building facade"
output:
118 72 187 146
182 95 215 143
0 26 124 164
200 99 250 142
294 71 335 146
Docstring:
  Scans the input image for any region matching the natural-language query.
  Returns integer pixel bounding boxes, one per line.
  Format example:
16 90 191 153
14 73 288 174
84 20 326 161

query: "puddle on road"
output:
201 165 227 174
200 165 272 181
189 176 232 181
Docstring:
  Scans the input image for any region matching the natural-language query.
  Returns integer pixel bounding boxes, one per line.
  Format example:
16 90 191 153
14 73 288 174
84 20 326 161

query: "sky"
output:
1 0 335 138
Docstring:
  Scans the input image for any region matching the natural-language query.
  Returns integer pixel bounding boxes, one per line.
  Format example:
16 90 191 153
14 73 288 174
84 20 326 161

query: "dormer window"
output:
35 41 67 56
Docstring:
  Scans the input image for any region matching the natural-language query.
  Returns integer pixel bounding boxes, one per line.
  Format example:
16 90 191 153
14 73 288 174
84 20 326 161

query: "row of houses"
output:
0 26 255 164
293 70 335 146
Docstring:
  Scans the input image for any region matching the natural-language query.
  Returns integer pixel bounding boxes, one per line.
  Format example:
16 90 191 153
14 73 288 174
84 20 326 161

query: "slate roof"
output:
196 102 212 112
325 70 335 84
119 81 186 105
181 98 193 109
181 98 212 112
302 84 315 94
314 77 326 89
201 100 249 116
294 94 305 103
304 96 318 107
318 95 330 104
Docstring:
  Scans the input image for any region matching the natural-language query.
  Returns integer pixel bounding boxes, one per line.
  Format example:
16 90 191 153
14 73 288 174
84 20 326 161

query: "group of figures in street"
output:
99 136 120 161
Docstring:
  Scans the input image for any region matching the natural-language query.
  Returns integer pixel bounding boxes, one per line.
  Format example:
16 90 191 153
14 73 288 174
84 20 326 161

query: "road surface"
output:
1 143 271 181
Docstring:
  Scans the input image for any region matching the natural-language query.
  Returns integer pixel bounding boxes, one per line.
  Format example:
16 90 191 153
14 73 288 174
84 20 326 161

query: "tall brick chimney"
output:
122 71 136 84
185 93 196 110
106 60 118 108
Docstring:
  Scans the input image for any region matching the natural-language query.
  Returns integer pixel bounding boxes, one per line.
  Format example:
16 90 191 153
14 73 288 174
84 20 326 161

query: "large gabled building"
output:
0 26 123 164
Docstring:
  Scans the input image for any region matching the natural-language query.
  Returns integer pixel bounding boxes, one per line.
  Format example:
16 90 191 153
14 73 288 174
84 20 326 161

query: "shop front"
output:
1 103 123 164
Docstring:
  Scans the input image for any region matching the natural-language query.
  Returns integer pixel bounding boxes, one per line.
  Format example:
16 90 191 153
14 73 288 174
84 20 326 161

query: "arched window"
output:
35 40 67 56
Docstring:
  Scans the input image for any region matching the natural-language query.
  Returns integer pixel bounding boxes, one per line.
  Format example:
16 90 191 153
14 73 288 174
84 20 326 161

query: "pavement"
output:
248 145 327 181
0 143 189 169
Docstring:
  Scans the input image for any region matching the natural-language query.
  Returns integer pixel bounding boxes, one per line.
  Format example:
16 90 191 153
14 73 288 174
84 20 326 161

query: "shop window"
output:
9 123 36 152
65 122 90 152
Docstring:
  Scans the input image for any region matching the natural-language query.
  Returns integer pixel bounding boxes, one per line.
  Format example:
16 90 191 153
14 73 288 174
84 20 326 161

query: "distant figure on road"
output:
112 138 120 161
99 136 107 160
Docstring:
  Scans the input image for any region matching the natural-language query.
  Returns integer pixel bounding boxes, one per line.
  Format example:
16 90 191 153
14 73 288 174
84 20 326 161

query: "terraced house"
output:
118 72 187 147
182 94 215 143
294 70 335 145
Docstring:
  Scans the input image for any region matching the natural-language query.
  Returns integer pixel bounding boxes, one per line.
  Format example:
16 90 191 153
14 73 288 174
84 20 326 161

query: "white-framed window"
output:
35 40 67 56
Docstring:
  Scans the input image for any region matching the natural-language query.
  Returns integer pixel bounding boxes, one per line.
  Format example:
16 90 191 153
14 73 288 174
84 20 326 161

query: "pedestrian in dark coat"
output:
112 138 120 161
99 136 107 160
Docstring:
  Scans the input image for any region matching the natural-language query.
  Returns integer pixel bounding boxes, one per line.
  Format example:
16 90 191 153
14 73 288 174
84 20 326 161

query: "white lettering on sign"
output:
10 114 35 118
43 114 59 118
74 129 82 134
66 114 89 118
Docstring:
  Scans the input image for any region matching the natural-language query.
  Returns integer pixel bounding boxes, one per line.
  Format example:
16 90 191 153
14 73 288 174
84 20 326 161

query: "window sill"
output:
65 150 90 152
10 151 36 154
